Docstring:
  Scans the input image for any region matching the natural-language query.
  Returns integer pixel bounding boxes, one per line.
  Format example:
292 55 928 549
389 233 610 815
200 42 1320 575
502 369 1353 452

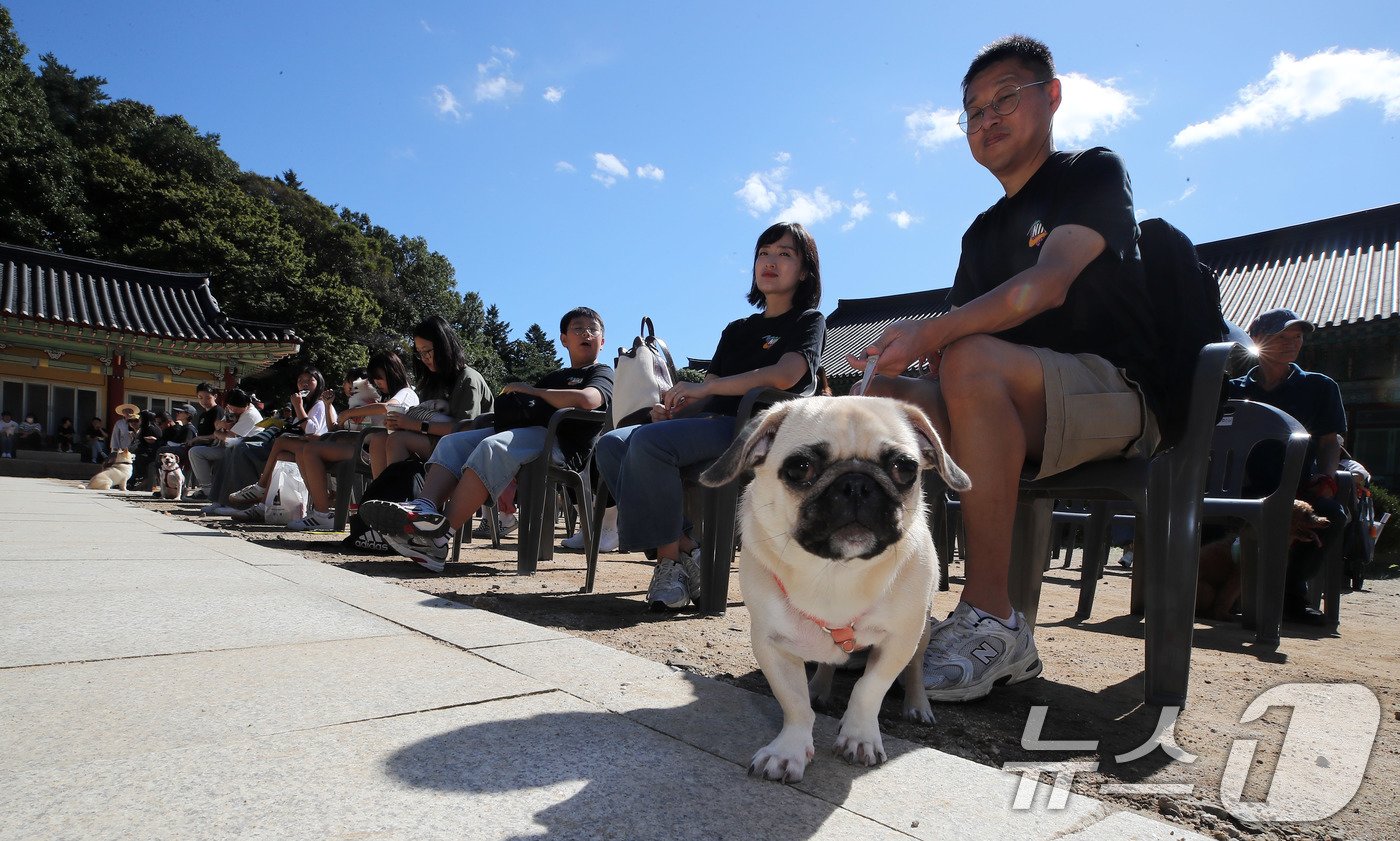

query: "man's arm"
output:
852 223 1108 375
502 382 605 411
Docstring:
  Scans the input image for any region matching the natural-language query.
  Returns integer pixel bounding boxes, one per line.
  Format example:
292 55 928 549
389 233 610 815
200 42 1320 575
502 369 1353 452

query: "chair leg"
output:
1142 472 1200 708
1076 501 1111 619
1321 531 1346 634
1253 524 1288 648
1008 498 1054 627
700 485 739 616
584 484 609 594
515 469 544 574
1129 513 1147 616
571 478 594 593
927 489 951 591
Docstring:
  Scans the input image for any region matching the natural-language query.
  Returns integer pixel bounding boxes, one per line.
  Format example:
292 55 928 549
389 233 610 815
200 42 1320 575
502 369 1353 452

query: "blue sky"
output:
9 1 1399 367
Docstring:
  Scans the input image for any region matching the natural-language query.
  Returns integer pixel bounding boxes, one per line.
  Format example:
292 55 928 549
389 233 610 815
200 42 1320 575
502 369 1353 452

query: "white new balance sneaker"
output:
922 602 1042 702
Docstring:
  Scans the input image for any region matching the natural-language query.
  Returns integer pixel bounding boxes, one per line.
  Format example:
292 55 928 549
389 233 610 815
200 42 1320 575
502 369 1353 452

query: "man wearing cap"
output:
1229 308 1348 626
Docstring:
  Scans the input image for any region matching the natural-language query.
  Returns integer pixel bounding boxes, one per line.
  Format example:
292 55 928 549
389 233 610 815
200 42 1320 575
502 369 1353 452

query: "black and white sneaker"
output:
360 499 451 540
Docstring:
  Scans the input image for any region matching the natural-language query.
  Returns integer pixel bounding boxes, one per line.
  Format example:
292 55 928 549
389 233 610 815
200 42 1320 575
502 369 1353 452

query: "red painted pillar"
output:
223 365 238 392
105 353 126 420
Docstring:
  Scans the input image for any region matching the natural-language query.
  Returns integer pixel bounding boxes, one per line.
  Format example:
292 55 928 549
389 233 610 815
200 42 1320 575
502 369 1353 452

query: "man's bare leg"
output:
868 334 1047 618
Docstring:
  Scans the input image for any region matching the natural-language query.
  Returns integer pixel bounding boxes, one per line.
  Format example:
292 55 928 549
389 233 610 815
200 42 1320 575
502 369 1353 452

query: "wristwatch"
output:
420 420 429 433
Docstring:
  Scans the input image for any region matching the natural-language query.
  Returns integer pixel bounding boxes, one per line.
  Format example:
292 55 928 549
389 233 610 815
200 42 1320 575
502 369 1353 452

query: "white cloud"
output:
905 106 964 151
475 47 524 103
736 154 855 227
886 191 899 201
889 210 918 230
904 72 1137 151
1166 183 1198 207
1172 48 1400 148
432 84 465 120
543 86 564 103
592 152 630 187
776 188 841 227
1054 73 1138 144
842 201 871 232
635 163 665 181
420 20 432 33
555 161 576 174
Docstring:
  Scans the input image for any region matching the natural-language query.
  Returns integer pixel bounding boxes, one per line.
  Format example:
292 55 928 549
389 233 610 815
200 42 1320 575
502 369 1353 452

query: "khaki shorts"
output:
1031 347 1159 480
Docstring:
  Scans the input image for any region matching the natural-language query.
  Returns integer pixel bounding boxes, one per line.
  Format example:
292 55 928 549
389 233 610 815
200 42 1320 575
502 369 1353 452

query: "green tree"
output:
452 291 507 388
0 10 92 248
509 323 563 384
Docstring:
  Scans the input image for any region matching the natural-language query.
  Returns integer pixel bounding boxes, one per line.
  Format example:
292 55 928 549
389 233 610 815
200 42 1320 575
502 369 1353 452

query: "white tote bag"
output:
263 461 309 526
611 317 677 428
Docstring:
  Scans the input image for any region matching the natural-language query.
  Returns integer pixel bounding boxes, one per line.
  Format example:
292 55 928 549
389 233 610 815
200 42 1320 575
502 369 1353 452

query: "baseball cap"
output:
1248 308 1315 337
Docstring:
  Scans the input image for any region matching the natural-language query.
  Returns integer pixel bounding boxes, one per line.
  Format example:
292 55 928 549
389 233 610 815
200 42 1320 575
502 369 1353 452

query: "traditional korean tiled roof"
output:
1199 203 1400 331
0 242 300 345
820 288 951 378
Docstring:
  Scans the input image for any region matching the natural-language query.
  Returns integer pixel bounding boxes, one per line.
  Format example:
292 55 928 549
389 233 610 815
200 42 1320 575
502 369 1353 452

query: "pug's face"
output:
701 396 970 562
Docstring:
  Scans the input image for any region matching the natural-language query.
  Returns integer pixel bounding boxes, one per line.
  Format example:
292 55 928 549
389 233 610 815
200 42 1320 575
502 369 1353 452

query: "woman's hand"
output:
649 402 670 423
319 389 335 404
383 411 403 431
662 380 707 415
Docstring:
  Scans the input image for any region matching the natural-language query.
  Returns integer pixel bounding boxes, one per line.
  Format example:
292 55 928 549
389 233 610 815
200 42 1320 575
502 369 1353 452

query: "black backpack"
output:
1137 218 1229 447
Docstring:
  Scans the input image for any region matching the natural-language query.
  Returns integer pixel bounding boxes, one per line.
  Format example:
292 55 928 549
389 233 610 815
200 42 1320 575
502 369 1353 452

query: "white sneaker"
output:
559 526 620 553
286 509 336 531
678 546 703 602
471 512 517 538
647 558 691 611
383 531 451 573
202 503 238 517
228 482 266 507
922 602 1042 702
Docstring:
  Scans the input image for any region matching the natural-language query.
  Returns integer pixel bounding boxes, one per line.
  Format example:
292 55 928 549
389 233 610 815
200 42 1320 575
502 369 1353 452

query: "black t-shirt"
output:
196 406 222 437
160 422 196 447
951 148 1163 415
534 363 615 467
1229 363 1346 482
707 308 827 416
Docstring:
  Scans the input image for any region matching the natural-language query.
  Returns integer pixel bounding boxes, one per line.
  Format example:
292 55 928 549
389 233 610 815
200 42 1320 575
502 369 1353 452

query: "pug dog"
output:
157 452 185 500
87 449 135 491
701 396 970 783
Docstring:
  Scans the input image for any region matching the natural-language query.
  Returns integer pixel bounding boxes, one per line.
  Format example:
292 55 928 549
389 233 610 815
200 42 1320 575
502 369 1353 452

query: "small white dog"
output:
701 396 970 783
157 452 185 499
87 449 135 491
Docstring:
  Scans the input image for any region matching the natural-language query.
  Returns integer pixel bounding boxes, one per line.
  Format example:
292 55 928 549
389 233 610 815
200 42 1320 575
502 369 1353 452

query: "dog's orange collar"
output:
771 574 867 653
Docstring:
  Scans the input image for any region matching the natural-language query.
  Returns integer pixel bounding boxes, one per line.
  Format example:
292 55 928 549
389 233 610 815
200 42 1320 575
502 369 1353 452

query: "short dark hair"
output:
748 222 822 311
962 34 1055 96
411 315 468 393
367 350 410 397
195 382 219 395
560 307 604 335
224 389 250 408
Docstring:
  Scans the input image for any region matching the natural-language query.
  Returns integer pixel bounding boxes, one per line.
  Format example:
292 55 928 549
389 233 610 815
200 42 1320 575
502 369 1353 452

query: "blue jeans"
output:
426 426 559 502
594 416 736 552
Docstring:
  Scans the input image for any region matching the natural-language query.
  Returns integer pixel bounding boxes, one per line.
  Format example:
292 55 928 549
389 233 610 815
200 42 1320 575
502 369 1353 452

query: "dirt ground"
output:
126 493 1399 841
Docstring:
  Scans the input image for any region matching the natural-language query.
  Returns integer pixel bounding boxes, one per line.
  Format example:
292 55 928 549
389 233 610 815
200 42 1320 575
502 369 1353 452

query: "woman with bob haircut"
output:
287 350 418 530
594 221 826 611
371 315 493 474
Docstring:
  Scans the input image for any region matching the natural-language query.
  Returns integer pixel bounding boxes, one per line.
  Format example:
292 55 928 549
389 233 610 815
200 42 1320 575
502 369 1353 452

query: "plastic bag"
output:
263 461 309 526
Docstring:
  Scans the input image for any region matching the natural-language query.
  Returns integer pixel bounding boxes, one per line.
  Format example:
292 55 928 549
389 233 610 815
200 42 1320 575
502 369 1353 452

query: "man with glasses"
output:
358 307 614 573
853 35 1163 702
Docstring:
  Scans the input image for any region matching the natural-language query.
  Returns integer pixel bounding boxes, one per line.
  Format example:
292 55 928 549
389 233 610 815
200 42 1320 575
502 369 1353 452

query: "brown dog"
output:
1197 499 1330 619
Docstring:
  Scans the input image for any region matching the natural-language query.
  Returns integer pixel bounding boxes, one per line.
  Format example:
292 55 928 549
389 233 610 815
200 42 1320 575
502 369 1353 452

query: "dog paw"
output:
901 692 937 725
833 726 887 767
749 735 814 783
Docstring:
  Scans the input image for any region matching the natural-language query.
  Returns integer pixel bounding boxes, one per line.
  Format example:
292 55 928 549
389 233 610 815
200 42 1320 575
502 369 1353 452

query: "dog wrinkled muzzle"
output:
797 470 903 560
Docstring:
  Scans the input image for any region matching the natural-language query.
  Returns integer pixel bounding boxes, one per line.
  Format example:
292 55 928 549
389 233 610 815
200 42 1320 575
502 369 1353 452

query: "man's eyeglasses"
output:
569 326 603 337
958 79 1052 135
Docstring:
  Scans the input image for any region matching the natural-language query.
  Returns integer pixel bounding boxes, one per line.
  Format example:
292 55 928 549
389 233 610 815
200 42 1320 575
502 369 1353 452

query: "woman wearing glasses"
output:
594 222 826 611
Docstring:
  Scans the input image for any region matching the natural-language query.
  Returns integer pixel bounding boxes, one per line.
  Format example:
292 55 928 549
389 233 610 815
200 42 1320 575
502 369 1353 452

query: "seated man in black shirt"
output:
359 307 614 573
1229 308 1348 626
854 35 1164 702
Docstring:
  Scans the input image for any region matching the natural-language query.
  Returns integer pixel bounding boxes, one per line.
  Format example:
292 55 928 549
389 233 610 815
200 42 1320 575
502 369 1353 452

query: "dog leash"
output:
771 574 867 653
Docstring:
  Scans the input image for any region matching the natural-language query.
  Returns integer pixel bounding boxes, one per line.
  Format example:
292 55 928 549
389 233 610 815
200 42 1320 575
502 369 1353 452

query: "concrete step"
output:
0 453 102 481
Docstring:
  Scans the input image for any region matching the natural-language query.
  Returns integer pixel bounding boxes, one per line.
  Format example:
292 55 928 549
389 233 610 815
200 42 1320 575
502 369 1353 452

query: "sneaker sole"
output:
648 597 691 612
361 500 449 540
925 656 1043 703
384 538 446 573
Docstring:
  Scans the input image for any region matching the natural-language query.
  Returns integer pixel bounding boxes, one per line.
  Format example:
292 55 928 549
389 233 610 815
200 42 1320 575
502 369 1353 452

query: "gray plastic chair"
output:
1199 399 1309 647
1005 342 1236 708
